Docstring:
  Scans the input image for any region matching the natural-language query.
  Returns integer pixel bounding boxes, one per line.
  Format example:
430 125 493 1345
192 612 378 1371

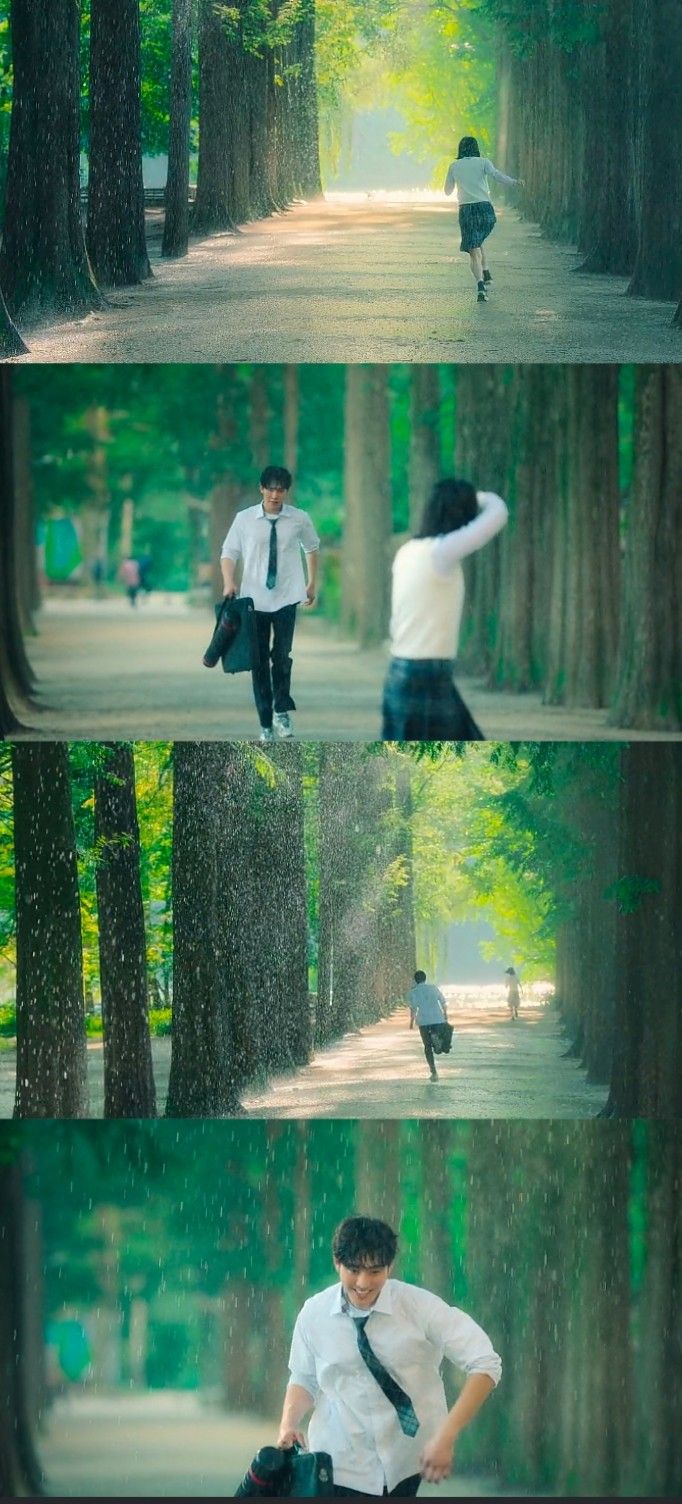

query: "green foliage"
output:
0 1002 15 1036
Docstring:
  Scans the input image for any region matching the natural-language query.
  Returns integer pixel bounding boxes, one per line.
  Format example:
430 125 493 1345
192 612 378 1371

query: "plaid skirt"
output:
382 659 484 742
459 200 497 252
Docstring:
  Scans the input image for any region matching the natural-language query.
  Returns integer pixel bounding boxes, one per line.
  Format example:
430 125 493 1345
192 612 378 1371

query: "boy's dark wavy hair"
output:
415 478 478 538
260 465 292 490
332 1216 398 1269
457 135 481 158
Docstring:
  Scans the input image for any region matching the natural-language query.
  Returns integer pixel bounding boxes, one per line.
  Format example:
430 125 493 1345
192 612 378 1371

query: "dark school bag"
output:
202 596 257 674
234 1443 334 1497
431 1021 455 1054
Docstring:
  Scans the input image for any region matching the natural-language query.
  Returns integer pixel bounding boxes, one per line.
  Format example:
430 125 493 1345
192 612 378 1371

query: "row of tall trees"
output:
488 0 682 308
2 362 680 736
2 739 681 1119
1 740 418 1118
1 1119 680 1496
0 1 322 353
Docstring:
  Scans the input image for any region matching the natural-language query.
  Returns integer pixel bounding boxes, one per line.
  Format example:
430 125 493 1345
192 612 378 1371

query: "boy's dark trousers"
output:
252 604 297 727
418 1026 439 1073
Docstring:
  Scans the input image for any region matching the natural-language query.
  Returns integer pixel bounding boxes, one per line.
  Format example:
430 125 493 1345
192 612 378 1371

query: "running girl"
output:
504 968 522 1020
382 482 508 740
444 137 521 302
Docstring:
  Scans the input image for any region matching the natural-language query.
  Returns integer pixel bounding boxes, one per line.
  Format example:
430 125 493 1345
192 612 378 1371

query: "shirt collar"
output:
259 503 290 520
332 1280 395 1317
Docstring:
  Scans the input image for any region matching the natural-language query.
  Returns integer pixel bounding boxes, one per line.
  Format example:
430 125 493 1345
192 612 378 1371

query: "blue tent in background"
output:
38 516 83 581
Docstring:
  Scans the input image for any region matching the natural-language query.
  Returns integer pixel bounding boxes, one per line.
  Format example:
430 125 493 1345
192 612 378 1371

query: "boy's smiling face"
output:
334 1257 393 1309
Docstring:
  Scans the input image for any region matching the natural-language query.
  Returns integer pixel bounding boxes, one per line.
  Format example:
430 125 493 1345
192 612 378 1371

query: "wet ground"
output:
0 997 608 1120
16 193 681 365
12 598 679 742
39 1393 540 1496
243 998 608 1120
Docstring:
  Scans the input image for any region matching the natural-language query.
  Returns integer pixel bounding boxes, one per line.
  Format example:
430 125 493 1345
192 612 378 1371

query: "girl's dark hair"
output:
415 478 478 539
332 1216 398 1269
457 135 480 158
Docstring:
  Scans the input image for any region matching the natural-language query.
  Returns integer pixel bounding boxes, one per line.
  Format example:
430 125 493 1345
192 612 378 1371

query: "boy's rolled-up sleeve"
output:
300 514 320 554
426 1294 502 1386
288 1309 320 1398
221 514 243 561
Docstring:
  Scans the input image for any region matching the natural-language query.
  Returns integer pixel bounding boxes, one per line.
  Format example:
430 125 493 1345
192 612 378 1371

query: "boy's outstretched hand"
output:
419 1431 455 1483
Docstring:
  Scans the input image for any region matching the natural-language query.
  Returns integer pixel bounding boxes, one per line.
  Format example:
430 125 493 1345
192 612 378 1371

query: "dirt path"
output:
17 193 680 365
0 999 607 1121
39 1394 540 1497
243 996 608 1120
12 599 679 742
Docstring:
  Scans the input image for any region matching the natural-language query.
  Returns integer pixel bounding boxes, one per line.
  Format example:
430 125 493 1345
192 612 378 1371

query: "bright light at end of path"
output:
438 982 555 1010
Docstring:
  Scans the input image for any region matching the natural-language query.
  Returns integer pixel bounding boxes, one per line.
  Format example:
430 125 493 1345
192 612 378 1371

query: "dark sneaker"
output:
483 269 492 284
429 1071 439 1083
477 282 487 302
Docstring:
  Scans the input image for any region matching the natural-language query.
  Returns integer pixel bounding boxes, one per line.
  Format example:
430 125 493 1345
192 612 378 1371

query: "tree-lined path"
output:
0 995 608 1121
243 995 608 1120
16 198 682 366
11 600 679 743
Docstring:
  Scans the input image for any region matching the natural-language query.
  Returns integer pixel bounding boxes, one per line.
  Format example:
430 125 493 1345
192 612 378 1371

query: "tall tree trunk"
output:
245 744 311 1077
162 0 194 258
283 365 299 473
628 0 682 299
167 743 241 1116
193 0 242 233
639 1126 682 1494
0 1162 45 1497
577 0 637 273
12 396 40 637
0 373 34 734
0 1 102 321
0 284 28 357
12 745 89 1118
408 366 441 531
607 745 682 1117
610 367 682 730
341 367 392 647
558 367 620 707
95 744 157 1118
87 0 152 287
296 0 323 197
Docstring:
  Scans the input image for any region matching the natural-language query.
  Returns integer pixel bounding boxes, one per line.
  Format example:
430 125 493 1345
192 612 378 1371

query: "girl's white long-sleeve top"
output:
444 157 517 204
389 492 508 660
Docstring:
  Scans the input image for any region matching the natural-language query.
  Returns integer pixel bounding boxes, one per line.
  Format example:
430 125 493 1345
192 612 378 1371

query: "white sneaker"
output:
273 711 294 739
259 726 275 743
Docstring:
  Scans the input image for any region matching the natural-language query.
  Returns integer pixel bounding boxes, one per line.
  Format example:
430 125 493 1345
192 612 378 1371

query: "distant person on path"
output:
409 970 449 1084
119 556 141 606
277 1215 501 1496
382 482 508 740
220 466 320 742
137 554 153 596
504 967 522 1020
444 136 522 302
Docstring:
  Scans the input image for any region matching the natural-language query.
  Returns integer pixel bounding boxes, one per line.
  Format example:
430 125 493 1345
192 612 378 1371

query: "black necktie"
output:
354 1316 420 1437
266 519 277 590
